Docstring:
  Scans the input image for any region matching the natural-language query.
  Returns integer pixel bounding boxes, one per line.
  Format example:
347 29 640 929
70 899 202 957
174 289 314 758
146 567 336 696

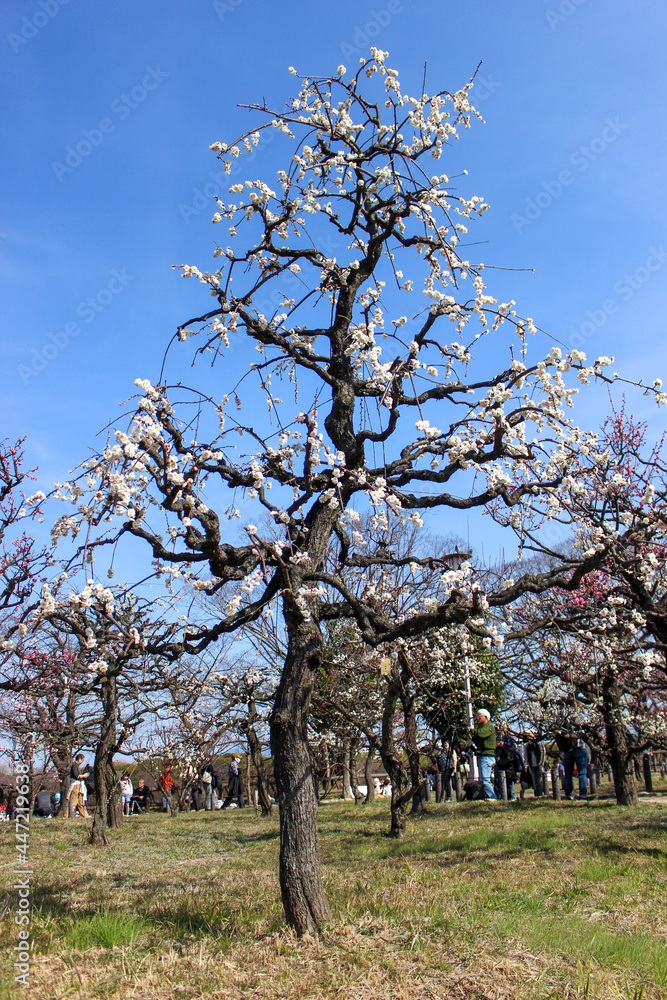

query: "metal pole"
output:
463 656 478 780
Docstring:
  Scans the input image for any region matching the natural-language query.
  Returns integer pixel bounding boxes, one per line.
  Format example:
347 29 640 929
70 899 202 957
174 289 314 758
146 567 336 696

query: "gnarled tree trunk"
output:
50 751 71 819
243 696 272 816
380 668 413 838
107 760 123 828
91 675 121 846
49 690 80 818
602 673 638 806
341 735 354 800
270 622 330 935
404 679 425 817
364 744 376 803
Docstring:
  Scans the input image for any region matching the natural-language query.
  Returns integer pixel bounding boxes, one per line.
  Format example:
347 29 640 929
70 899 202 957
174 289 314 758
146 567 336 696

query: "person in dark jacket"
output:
191 780 202 811
554 730 589 800
130 779 154 813
495 721 522 801
437 742 457 803
221 755 245 809
523 730 547 797
469 709 497 800
34 789 56 817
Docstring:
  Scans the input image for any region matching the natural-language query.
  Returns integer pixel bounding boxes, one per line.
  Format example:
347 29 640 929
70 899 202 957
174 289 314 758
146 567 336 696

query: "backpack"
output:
495 746 513 771
463 779 487 801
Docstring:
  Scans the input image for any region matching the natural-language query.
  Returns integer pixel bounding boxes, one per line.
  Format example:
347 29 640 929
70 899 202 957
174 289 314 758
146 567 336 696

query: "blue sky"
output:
2 0 667 562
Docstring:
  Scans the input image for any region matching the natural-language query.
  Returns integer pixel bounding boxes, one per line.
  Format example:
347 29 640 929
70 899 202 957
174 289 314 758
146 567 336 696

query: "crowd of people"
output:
429 708 623 803
0 752 250 821
2 711 664 820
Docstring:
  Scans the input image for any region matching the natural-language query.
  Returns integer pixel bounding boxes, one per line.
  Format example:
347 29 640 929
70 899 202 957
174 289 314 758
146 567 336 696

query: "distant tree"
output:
0 438 56 694
39 584 186 844
0 644 96 813
0 438 51 622
505 564 667 805
503 405 667 804
315 525 505 836
417 631 505 741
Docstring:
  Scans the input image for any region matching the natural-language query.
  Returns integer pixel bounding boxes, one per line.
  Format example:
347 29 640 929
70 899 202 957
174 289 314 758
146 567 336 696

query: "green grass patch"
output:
1 792 666 999
65 910 148 950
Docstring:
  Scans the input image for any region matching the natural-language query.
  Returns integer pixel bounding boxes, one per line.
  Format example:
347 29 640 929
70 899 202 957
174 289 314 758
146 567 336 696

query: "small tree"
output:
58 53 635 933
130 650 252 813
0 644 96 814
41 583 186 843
0 439 55 689
0 439 51 620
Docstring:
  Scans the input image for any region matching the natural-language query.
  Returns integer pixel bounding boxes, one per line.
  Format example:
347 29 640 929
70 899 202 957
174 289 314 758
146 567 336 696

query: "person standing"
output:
120 773 133 816
496 722 522 801
469 709 497 800
221 755 246 809
523 730 546 797
68 754 90 818
438 741 457 803
494 741 516 801
201 762 215 810
554 729 589 801
159 760 174 812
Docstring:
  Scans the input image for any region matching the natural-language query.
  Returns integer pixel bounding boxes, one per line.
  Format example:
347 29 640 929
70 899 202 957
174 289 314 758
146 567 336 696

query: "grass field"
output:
1 792 666 1000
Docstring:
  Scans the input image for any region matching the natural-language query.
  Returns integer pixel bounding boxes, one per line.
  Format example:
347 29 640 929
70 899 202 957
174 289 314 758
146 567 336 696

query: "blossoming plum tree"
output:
502 406 667 804
311 519 502 833
39 582 190 843
0 440 79 799
0 645 98 813
55 52 639 932
126 651 260 814
0 439 53 669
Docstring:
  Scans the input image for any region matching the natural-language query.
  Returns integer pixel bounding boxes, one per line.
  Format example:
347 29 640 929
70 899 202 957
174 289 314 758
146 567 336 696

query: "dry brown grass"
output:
1 792 666 1000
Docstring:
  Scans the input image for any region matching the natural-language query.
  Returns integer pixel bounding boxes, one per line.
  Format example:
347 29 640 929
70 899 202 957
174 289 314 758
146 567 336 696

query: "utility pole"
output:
444 546 477 780
463 655 478 780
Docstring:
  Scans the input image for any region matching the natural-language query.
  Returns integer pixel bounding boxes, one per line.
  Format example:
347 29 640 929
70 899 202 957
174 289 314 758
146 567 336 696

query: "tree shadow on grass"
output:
214 829 279 846
589 839 667 860
632 814 667 834
377 843 561 867
16 879 278 945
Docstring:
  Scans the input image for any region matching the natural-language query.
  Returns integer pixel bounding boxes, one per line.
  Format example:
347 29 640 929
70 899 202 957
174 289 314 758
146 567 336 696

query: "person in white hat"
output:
468 709 497 800
221 755 246 809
